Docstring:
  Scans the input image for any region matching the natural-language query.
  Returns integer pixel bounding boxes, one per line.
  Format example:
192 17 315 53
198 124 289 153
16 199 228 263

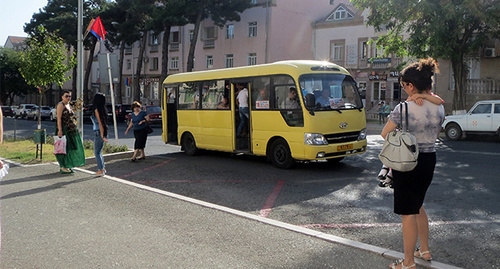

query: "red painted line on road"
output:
120 159 173 178
259 180 285 218
300 220 500 229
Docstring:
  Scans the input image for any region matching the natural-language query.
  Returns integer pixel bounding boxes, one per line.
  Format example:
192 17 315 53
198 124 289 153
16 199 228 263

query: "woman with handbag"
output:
125 101 150 161
90 93 109 177
381 58 445 269
55 90 85 174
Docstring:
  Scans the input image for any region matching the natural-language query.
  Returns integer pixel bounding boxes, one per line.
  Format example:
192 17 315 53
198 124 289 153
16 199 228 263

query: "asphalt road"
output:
2 116 499 268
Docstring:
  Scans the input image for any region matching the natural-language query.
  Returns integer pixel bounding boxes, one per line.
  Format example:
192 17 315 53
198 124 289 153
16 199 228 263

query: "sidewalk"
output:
0 161 458 268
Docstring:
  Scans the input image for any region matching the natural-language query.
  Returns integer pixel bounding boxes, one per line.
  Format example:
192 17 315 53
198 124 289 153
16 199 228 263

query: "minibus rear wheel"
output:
269 138 294 169
182 133 198 156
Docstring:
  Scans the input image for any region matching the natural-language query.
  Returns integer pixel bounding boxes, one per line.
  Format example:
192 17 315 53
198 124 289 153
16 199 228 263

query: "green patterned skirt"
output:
55 126 85 169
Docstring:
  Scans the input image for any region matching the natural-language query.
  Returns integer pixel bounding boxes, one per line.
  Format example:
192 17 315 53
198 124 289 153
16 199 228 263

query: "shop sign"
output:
368 58 391 64
368 74 387 81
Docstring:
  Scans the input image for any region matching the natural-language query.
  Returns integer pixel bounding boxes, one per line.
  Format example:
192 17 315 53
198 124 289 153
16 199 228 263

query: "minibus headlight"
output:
304 133 328 145
358 128 367 140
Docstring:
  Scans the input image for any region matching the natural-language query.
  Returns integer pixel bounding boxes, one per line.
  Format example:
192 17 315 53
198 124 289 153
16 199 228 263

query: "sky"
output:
0 0 49 46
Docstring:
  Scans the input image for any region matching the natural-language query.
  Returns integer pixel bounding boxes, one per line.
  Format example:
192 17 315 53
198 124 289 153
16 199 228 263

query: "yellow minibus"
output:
162 60 367 168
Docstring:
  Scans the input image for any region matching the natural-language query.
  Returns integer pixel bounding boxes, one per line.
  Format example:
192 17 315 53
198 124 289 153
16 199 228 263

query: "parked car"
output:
27 106 52 121
50 107 57 121
1 106 15 117
124 106 162 126
442 100 500 140
13 104 36 119
106 104 132 122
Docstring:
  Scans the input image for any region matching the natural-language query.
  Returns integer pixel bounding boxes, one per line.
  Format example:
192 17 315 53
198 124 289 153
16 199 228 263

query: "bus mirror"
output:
305 93 316 111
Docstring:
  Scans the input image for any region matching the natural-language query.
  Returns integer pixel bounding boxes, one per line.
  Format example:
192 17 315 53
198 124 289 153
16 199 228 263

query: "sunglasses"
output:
64 95 72 98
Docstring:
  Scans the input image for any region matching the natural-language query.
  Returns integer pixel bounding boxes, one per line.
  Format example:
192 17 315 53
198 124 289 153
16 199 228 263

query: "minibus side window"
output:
251 76 271 110
178 82 200 110
201 80 226 110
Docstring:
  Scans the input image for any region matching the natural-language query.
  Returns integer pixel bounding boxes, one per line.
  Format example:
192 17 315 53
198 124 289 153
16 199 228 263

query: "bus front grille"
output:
324 131 360 144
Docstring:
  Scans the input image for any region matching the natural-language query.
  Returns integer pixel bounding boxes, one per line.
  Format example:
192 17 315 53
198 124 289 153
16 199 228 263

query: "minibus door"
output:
233 81 251 151
164 85 178 144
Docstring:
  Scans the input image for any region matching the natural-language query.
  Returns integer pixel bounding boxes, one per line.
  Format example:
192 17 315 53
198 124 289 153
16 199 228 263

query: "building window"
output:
248 53 257 66
226 24 234 39
170 57 179 70
204 26 215 39
126 86 131 97
250 0 257 4
361 41 368 59
331 42 344 62
150 33 159 45
170 31 180 43
189 30 194 42
206 55 213 69
334 6 353 20
248 22 257 37
150 57 159 70
225 54 234 68
374 45 384 58
127 59 132 70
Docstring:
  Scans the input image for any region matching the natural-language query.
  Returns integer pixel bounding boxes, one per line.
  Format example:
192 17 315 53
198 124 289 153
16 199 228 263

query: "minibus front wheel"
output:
269 138 294 169
182 133 198 156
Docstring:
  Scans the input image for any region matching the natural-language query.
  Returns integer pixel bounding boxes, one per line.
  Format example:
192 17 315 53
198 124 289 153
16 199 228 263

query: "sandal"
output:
131 158 137 162
389 259 415 269
137 156 146 160
378 166 390 180
415 247 432 261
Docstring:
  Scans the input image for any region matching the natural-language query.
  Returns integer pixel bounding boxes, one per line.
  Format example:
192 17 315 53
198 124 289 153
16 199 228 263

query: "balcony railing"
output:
203 39 215 49
169 42 179 51
467 79 500 94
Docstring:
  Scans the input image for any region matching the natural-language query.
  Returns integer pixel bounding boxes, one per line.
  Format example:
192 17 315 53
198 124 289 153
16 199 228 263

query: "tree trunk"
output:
84 36 97 105
133 32 148 102
451 56 467 111
187 11 203 72
116 41 125 105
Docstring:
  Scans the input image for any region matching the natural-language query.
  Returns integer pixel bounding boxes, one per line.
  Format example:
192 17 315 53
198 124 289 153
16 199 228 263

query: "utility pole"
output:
77 0 84 139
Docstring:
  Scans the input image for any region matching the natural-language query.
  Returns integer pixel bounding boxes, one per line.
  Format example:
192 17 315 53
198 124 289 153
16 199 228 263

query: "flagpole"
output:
77 0 84 140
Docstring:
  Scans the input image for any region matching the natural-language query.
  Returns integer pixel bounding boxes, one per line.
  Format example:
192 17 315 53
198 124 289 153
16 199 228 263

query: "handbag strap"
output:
400 102 409 132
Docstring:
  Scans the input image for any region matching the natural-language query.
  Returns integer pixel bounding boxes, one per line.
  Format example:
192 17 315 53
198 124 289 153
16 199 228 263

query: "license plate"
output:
337 144 353 151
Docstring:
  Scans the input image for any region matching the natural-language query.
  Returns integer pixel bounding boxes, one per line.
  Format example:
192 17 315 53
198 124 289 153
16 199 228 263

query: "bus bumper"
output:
300 139 367 160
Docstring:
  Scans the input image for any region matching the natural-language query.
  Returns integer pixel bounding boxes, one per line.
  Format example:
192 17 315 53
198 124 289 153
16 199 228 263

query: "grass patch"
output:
0 137 128 164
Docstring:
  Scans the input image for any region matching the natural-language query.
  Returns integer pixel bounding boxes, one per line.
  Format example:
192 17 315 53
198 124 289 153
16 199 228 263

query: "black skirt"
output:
392 152 436 215
133 128 148 150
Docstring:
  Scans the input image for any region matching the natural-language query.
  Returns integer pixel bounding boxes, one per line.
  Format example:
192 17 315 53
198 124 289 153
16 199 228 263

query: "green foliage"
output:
19 26 76 91
0 47 37 105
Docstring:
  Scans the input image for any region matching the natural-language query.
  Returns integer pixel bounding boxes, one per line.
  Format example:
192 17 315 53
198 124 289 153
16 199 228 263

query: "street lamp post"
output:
77 0 84 139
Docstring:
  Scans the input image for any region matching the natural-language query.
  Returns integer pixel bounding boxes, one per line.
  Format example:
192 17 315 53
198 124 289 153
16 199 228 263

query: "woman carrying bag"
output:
55 90 85 174
125 101 150 161
381 58 445 269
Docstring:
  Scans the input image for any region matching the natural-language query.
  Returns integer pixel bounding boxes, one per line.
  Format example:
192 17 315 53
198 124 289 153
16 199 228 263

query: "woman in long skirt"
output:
55 90 85 173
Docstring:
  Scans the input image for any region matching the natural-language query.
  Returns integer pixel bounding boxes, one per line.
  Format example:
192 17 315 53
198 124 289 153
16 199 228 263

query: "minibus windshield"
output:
299 74 363 111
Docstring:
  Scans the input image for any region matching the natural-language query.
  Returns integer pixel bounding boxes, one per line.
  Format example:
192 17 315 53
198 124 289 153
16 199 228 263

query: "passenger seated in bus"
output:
256 88 268 101
281 87 300 109
218 97 230 109
316 89 331 107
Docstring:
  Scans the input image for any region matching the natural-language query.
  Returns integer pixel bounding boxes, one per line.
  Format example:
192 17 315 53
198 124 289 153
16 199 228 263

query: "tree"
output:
0 47 36 105
351 0 500 111
185 0 252 72
18 26 75 128
148 0 190 83
24 0 105 104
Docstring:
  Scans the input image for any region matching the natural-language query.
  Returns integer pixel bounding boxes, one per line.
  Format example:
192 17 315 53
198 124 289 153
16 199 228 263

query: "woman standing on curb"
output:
125 101 150 161
381 58 445 269
55 90 85 174
90 93 109 177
